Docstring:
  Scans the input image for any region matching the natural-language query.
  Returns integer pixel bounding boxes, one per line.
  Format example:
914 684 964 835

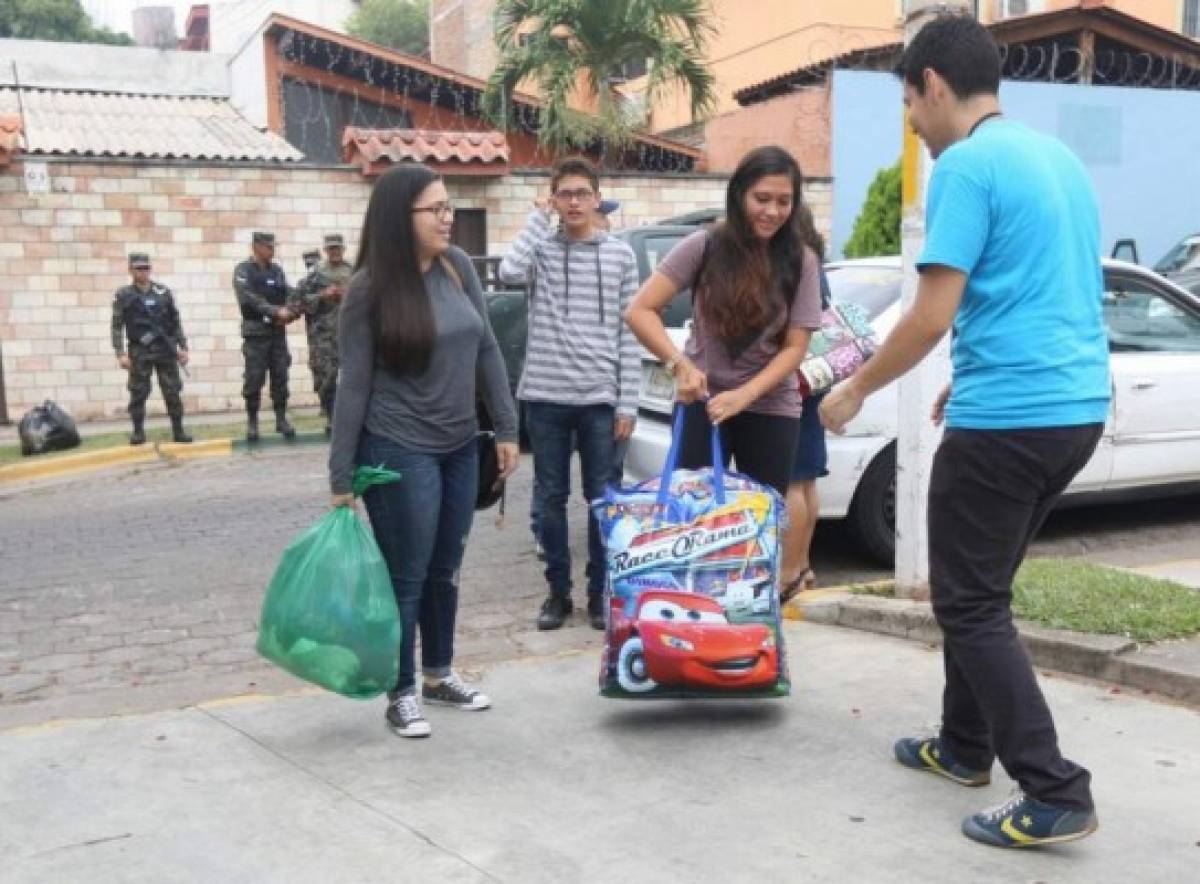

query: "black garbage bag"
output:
18 400 82 456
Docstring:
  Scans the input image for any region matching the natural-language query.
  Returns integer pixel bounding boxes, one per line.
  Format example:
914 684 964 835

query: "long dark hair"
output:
700 147 806 348
355 163 442 375
794 203 825 261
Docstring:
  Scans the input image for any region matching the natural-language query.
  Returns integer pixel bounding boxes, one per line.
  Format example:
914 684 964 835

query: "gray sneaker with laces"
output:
423 672 491 710
385 692 432 738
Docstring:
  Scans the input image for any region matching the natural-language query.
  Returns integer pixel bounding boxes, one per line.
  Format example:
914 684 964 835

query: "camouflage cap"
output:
128 251 152 268
323 233 345 248
302 249 320 263
252 231 276 245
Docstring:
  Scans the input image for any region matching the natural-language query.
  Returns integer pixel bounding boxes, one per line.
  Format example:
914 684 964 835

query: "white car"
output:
625 256 1200 564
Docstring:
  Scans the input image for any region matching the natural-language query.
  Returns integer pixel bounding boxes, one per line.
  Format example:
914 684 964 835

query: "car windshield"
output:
1154 236 1200 275
826 264 903 320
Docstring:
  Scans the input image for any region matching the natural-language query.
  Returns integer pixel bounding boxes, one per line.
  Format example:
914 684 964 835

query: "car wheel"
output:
848 442 896 567
616 636 658 693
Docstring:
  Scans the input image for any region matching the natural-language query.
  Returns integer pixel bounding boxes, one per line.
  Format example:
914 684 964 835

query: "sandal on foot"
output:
780 567 816 603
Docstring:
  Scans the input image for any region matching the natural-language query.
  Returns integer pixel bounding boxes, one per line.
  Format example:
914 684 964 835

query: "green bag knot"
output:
352 464 403 497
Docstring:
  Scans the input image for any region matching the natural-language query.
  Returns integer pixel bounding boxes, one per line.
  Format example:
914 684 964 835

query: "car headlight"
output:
761 633 775 649
661 634 694 651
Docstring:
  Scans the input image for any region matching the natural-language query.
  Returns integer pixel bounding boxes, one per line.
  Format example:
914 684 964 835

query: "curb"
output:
0 444 160 483
0 432 327 486
784 589 1200 707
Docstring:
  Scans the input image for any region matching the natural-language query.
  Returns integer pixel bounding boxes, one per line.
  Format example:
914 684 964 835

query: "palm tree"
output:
483 0 717 154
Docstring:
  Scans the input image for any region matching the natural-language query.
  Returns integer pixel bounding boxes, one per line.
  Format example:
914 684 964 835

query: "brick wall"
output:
3 160 777 423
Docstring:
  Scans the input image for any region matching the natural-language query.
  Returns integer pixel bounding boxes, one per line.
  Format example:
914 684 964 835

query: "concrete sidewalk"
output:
2 622 1197 883
796 556 1200 707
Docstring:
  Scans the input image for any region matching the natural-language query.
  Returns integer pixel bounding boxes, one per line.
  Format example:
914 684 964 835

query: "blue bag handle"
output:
656 404 726 508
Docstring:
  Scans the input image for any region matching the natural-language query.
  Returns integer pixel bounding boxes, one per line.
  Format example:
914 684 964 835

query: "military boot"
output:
170 414 193 444
275 407 296 440
246 406 260 443
130 413 146 446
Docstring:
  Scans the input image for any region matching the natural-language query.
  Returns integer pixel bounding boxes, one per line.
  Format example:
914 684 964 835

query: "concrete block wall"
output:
2 162 842 423
0 161 371 422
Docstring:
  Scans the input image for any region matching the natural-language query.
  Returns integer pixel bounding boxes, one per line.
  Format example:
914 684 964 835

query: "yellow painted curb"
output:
159 438 233 460
0 445 159 483
0 437 236 485
781 582 892 621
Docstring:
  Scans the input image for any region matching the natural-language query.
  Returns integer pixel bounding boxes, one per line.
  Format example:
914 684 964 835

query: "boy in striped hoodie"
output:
499 158 640 631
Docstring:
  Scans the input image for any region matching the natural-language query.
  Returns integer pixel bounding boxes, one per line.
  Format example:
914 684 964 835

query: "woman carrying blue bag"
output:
329 164 520 739
625 147 823 496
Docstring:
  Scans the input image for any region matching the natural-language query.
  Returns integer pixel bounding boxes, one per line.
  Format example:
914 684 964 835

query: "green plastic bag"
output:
256 466 403 698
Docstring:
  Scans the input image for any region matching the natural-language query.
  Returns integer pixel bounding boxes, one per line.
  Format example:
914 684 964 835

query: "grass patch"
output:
0 415 327 466
844 560 1200 642
848 581 896 597
1014 558 1200 642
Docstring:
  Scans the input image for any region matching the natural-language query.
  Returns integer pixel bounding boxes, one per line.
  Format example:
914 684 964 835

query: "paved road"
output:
3 447 1199 726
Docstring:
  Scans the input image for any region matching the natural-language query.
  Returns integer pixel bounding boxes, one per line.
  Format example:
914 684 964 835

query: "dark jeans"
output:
358 431 478 695
529 435 628 540
526 402 615 597
675 402 802 497
929 424 1103 812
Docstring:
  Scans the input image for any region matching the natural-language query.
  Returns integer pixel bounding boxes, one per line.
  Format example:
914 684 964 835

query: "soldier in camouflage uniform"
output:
111 252 192 445
289 233 351 434
233 231 298 441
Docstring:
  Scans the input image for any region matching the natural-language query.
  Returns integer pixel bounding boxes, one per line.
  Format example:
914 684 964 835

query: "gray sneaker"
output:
423 672 491 710
385 693 431 738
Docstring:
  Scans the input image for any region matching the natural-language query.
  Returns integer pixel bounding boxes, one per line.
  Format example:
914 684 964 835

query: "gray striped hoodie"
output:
498 209 640 416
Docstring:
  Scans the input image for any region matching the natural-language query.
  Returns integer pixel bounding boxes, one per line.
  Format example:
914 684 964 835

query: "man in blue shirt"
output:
822 15 1108 848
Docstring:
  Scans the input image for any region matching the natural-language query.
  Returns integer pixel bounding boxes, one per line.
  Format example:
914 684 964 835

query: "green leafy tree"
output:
346 0 429 56
844 161 901 259
0 0 134 44
483 0 717 153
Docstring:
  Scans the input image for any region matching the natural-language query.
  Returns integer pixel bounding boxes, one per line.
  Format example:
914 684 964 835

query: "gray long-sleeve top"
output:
328 246 519 495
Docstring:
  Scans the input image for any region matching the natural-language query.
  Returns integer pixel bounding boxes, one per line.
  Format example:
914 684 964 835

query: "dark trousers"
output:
358 431 478 695
675 402 802 497
127 345 183 417
530 435 628 540
242 332 290 409
929 424 1103 812
526 402 615 597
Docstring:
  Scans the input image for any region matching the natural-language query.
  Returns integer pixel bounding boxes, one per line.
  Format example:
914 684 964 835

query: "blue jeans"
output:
529 435 628 540
357 431 478 695
525 402 615 597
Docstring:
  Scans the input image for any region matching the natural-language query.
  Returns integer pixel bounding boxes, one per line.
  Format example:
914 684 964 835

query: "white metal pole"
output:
895 1 969 599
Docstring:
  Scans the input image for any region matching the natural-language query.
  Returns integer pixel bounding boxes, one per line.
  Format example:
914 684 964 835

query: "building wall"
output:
0 160 758 422
991 0 1184 29
830 68 1200 262
633 0 902 133
430 0 500 82
703 86 832 177
0 37 230 96
207 1 358 54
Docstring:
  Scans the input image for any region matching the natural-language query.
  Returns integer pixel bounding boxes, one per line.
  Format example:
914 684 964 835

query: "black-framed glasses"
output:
554 188 595 203
412 202 456 219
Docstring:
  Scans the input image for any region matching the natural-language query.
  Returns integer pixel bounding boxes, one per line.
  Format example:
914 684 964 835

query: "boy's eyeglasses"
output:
554 189 595 203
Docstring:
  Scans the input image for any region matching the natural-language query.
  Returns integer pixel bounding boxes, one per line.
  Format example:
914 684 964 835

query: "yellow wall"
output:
631 0 903 133
980 0 1184 29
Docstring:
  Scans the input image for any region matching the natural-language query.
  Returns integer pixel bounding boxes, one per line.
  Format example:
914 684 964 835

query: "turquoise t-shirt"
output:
918 119 1111 429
